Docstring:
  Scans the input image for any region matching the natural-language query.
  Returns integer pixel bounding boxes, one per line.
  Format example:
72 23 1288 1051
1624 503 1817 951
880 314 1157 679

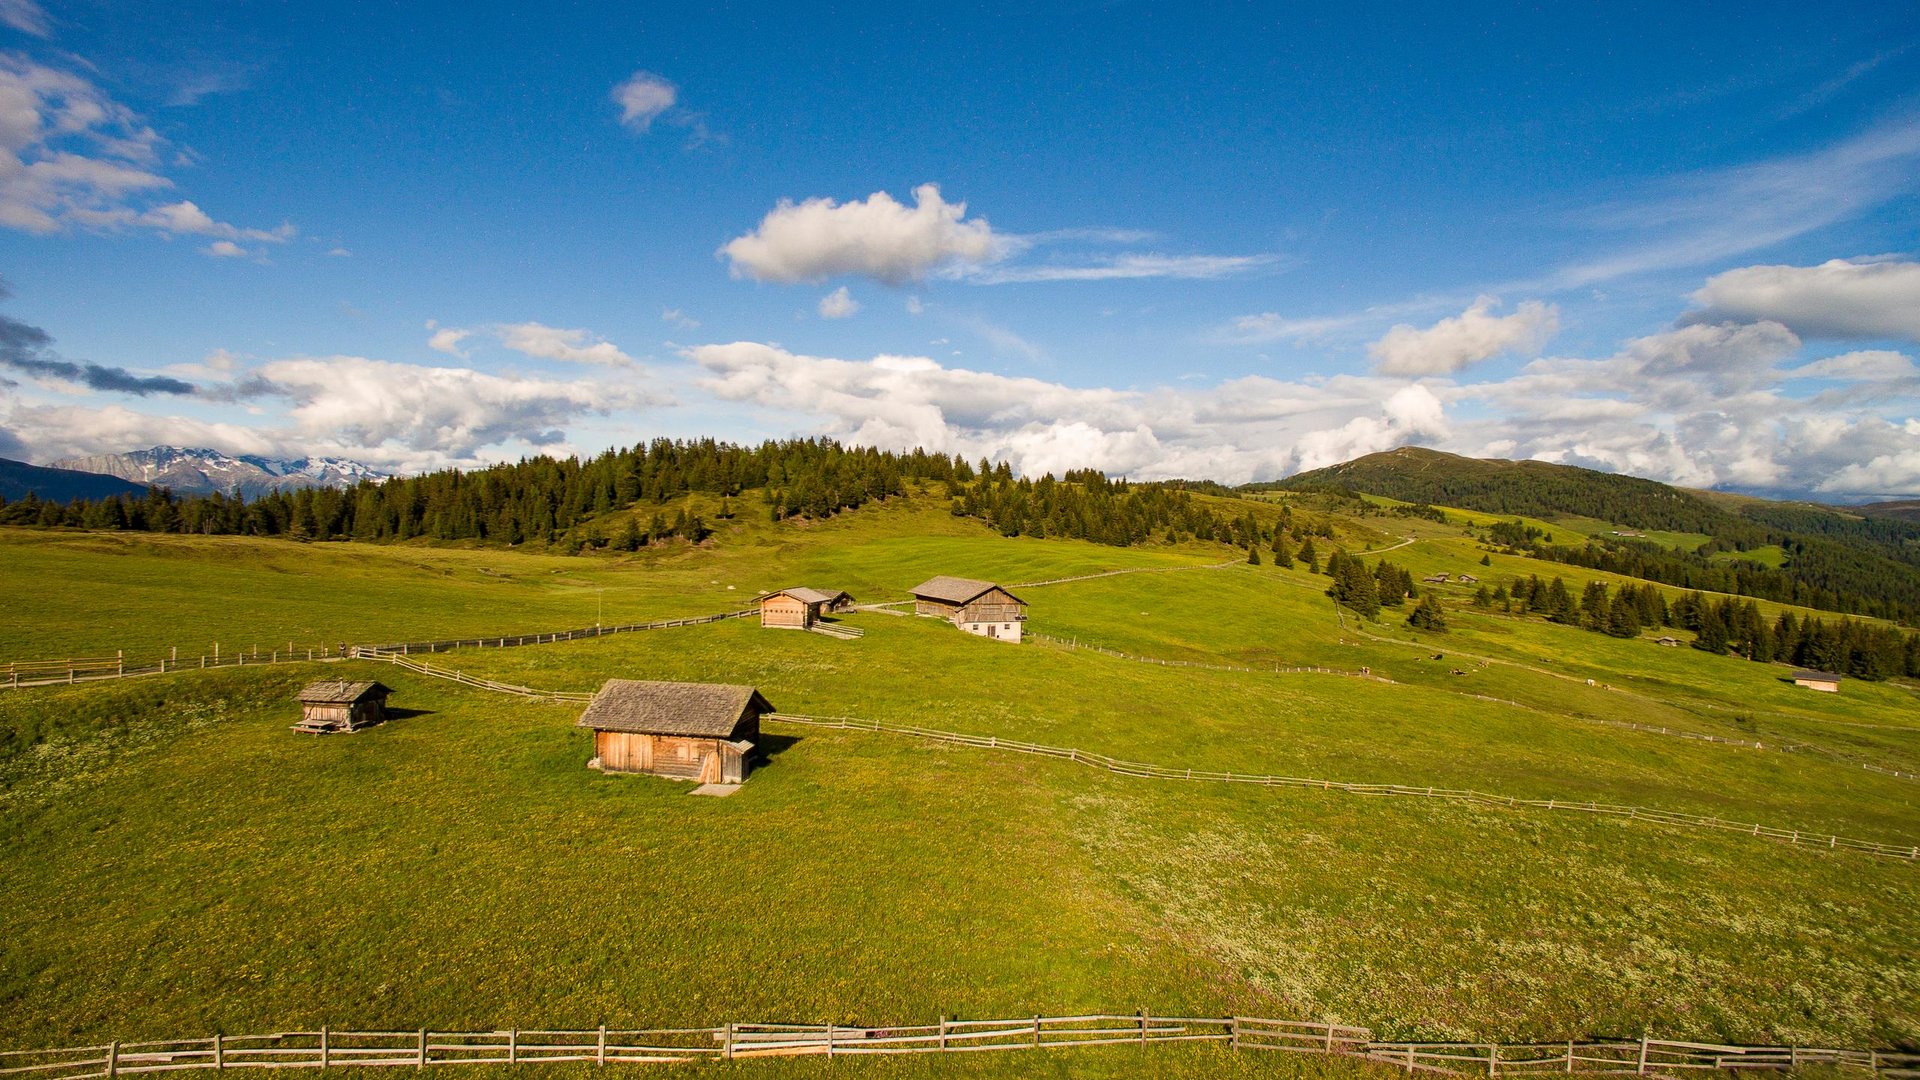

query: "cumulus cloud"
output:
720 184 1004 285
493 321 633 366
427 326 471 356
686 340 1447 482
963 252 1280 284
1368 296 1559 376
661 307 699 330
203 239 245 258
1788 350 1916 381
1688 258 1920 342
0 55 292 242
612 71 676 131
817 286 859 319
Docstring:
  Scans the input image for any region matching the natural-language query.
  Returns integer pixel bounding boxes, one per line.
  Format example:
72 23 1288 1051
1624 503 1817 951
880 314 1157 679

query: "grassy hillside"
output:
2 494 1916 1066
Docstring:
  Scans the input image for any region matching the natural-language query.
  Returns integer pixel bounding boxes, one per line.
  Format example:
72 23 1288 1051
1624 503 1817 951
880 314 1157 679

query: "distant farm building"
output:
1655 636 1682 647
752 587 853 630
911 576 1029 643
1791 670 1843 693
1456 573 1479 584
293 680 391 734
1422 574 1448 585
578 679 773 783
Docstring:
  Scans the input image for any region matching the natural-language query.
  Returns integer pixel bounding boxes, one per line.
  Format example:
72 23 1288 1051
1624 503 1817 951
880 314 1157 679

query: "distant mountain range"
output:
0 458 152 503
46 446 387 498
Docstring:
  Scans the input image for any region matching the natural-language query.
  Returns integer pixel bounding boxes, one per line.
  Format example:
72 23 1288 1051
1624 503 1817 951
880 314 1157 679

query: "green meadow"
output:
2 492 1917 1073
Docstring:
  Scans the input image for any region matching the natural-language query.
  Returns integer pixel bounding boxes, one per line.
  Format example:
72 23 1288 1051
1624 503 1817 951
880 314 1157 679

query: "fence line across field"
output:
0 611 755 692
4 1017 1913 1078
765 713 1920 862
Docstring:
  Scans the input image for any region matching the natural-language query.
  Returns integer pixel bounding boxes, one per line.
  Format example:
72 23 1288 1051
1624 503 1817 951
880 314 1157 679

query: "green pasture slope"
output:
2 494 1918 1078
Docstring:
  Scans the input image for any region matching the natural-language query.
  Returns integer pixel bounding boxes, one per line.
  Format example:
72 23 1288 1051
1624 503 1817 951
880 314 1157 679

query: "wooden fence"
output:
1030 631 1378 678
0 612 753 693
766 714 1920 862
3 647 348 690
4 1017 1912 1077
349 650 593 703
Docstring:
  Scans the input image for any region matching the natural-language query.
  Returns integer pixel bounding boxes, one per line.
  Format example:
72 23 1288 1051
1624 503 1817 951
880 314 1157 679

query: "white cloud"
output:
1368 296 1559 376
817 286 859 319
905 296 924 315
1549 115 1920 289
0 56 292 242
493 321 633 366
1788 350 1916 382
202 239 246 258
720 183 1004 285
1689 258 1920 342
685 340 1446 482
963 252 1281 284
661 307 700 330
612 71 676 132
427 327 471 356
326 247 350 257
0 0 50 37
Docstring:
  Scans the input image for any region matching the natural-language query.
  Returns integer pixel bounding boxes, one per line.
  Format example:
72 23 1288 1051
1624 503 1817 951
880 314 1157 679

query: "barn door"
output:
698 748 722 784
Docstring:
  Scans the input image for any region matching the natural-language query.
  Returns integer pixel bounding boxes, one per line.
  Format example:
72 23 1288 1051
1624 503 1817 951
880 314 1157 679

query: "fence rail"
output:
0 611 755 693
766 713 1920 862
1031 632 1378 678
348 650 594 703
4 1019 1912 1078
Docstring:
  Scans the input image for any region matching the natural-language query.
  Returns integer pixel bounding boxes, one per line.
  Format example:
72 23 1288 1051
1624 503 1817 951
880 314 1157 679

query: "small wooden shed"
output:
910 576 1028 643
752 587 854 629
578 679 774 784
293 680 391 733
1792 669 1843 693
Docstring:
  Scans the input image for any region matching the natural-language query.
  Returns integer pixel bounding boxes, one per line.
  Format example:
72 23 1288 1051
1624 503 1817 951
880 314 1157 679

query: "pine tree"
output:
1407 592 1447 632
1604 593 1640 638
1271 537 1293 568
1298 538 1319 573
1248 545 1262 565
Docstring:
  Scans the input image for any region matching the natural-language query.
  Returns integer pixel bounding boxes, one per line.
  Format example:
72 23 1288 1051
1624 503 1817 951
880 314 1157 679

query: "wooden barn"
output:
752 587 854 629
910 576 1028 643
293 680 391 734
1792 669 1844 693
578 679 774 784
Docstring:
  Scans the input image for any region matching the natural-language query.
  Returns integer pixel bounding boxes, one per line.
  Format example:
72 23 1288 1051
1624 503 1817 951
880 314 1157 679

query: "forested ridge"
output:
0 437 1263 553
1274 446 1920 626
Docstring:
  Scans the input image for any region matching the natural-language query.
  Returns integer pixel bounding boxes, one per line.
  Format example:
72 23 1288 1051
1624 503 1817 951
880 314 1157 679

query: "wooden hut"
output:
293 680 391 733
1791 669 1843 693
577 679 773 784
752 587 854 629
909 576 1028 643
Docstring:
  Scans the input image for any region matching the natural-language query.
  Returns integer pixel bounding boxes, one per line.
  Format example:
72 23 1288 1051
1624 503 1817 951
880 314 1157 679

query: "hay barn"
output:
293 680 391 734
1791 669 1843 693
752 587 853 629
910 576 1028 643
578 679 773 783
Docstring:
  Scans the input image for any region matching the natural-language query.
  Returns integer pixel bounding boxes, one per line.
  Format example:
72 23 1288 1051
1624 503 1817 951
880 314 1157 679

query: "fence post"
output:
1326 1025 1336 1053
419 1029 427 1068
1489 1043 1499 1077
596 1026 605 1066
117 650 123 676
321 1027 330 1070
1637 1035 1648 1075
107 1042 118 1079
1033 1016 1041 1048
1566 1041 1574 1073
939 1016 948 1051
827 1022 835 1058
1407 1045 1415 1074
1140 1010 1149 1044
723 1023 733 1061
215 1034 224 1071
508 1029 516 1065
1231 1017 1240 1050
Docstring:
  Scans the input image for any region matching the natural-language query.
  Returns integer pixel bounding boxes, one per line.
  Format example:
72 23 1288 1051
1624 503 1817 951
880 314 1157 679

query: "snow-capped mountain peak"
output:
47 446 390 498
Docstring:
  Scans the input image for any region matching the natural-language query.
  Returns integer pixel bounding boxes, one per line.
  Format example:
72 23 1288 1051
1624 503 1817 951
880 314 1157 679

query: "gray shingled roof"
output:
298 680 390 705
910 576 1025 605
751 587 850 606
575 679 773 738
1792 670 1845 683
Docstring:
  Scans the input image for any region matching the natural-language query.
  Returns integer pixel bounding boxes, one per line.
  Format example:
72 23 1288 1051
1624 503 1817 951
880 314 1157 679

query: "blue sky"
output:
1 1 1918 497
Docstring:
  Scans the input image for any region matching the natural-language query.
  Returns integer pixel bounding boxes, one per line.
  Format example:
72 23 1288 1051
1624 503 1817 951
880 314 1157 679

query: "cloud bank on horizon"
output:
0 4 1917 498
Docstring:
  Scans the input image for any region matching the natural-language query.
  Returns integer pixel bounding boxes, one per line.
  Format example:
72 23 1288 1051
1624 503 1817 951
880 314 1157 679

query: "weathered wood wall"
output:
760 595 811 629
